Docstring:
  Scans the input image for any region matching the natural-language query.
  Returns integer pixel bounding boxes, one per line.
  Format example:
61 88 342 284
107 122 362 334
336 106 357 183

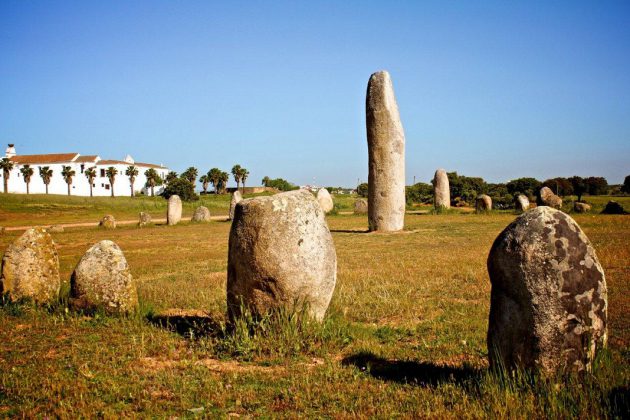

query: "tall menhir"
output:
366 71 406 232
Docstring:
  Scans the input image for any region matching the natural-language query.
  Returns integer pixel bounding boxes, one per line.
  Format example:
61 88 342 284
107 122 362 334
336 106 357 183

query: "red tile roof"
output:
75 155 99 163
135 162 163 169
9 153 79 164
97 160 129 166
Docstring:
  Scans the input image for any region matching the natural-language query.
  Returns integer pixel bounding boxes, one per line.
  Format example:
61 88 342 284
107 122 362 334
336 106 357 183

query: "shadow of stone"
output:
342 351 480 387
608 386 630 418
147 309 224 339
330 229 371 234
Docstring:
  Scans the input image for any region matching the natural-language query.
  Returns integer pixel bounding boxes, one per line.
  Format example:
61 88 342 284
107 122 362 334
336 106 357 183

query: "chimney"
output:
5 144 16 158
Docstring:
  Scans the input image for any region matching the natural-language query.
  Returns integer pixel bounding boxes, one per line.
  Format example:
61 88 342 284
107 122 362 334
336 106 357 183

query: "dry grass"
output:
0 197 629 417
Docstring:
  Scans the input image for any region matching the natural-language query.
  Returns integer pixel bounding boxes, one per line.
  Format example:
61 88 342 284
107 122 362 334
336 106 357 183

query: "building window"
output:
100 169 105 177
105 184 110 190
80 164 85 173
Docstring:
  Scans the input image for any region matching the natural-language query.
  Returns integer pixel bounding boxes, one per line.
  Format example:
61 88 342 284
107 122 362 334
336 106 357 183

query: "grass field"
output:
0 194 629 417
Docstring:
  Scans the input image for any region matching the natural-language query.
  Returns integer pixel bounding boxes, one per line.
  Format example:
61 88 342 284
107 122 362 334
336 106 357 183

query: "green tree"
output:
542 178 573 197
20 164 34 194
406 182 432 205
208 168 222 194
165 171 178 184
0 158 14 193
161 177 198 201
262 176 270 187
265 177 298 192
39 166 53 194
61 165 76 196
568 176 587 202
219 171 229 194
144 168 159 197
241 168 249 193
199 174 210 194
506 177 541 200
357 182 368 197
448 172 487 203
181 167 198 184
231 164 242 190
84 167 96 197
622 175 630 194
125 165 139 197
106 167 118 197
586 177 608 196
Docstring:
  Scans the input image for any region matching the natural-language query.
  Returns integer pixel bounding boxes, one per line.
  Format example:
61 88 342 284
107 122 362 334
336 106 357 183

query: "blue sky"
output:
1 1 629 187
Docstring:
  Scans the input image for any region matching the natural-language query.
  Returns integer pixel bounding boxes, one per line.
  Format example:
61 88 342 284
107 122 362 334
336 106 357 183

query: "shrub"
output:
160 178 198 201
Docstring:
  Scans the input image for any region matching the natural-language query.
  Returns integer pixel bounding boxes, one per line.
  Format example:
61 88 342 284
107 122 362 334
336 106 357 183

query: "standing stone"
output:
167 195 182 226
487 207 607 375
476 195 492 212
538 187 563 209
433 169 451 209
192 206 211 222
574 202 592 213
0 228 60 303
138 212 152 227
515 194 530 212
229 191 243 220
317 188 334 213
70 240 138 314
48 225 64 233
227 190 337 322
354 198 368 214
99 215 116 229
366 70 406 232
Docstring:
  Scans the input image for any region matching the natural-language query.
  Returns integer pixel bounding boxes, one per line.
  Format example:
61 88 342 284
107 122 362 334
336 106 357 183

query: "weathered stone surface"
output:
138 212 152 227
487 207 607 375
191 206 211 222
366 70 405 232
515 195 530 212
476 195 492 212
227 190 337 322
433 169 450 209
70 240 138 314
354 199 368 214
317 188 334 213
48 225 64 233
99 215 116 229
574 202 592 213
0 227 4 235
538 186 563 209
229 191 243 220
601 201 626 215
167 195 182 225
0 228 60 303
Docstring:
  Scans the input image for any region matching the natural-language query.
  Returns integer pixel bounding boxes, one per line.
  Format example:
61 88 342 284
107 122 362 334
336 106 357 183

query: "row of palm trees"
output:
170 164 250 195
0 157 163 198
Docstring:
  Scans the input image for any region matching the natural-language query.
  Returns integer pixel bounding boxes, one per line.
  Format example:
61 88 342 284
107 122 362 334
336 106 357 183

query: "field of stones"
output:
1 191 629 417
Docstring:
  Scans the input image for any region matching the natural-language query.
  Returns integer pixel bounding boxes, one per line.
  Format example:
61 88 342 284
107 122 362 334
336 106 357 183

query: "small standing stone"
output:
487 207 607 375
354 199 368 214
538 187 563 209
70 240 138 314
167 195 182 225
601 201 626 215
99 215 116 229
192 206 211 222
138 212 152 227
0 228 60 303
433 169 451 209
48 225 64 233
317 188 334 213
229 191 243 220
476 195 492 213
574 202 592 213
515 194 530 212
366 70 406 232
227 190 337 322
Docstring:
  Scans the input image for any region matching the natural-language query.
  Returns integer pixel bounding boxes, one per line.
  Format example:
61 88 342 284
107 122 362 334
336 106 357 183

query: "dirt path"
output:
4 215 230 231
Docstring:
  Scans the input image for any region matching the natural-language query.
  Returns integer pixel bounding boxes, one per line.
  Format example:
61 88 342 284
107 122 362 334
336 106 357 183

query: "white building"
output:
2 144 170 197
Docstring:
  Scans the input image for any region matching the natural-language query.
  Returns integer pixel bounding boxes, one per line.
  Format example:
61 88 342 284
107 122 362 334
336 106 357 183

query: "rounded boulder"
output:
487 207 607 375
70 240 138 314
192 206 211 222
227 190 337 322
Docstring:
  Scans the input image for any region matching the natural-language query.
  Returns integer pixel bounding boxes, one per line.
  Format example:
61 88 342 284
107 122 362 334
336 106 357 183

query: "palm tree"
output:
165 171 178 185
105 167 118 197
208 168 222 194
144 168 158 197
219 171 229 194
61 165 76 196
231 164 242 191
199 174 210 194
125 165 139 197
20 165 34 194
84 167 96 197
181 167 198 184
240 168 249 194
262 176 270 187
39 166 53 194
0 158 14 193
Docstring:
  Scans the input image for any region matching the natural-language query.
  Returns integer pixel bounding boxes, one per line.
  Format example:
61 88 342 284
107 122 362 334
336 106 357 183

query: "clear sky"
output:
1 1 629 187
